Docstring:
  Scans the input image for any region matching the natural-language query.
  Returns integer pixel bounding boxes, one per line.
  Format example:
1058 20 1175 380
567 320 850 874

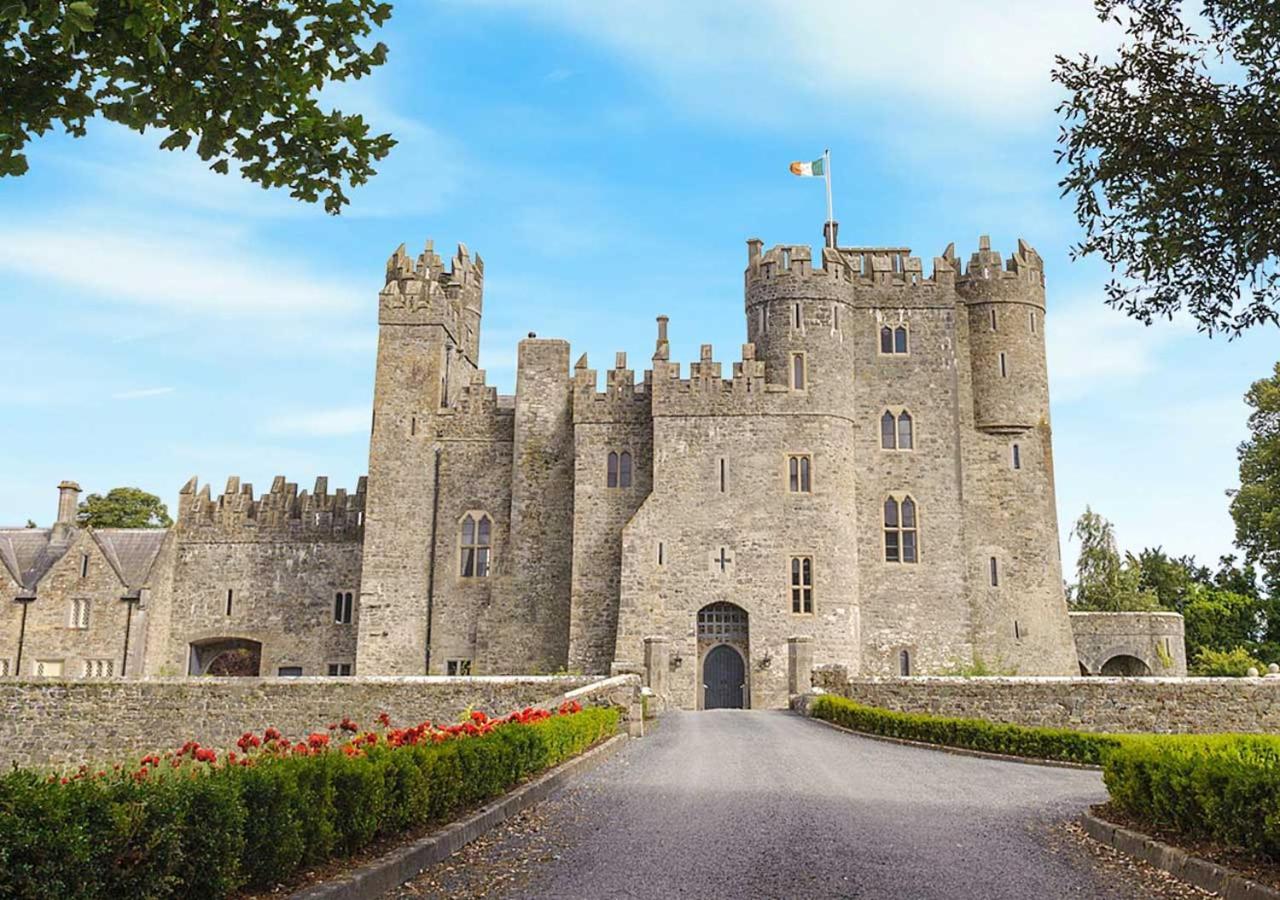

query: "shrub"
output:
1190 646 1265 676
808 694 1123 765
1103 733 1280 861
0 704 619 899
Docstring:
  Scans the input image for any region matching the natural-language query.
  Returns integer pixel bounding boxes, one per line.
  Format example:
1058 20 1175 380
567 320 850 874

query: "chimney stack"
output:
56 481 81 527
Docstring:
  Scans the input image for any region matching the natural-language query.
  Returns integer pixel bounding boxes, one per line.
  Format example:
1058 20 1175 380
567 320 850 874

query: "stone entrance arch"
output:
1099 654 1153 677
697 602 749 709
189 638 262 676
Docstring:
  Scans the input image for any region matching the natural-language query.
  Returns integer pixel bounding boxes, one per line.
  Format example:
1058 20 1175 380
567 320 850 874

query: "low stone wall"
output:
0 674 616 768
811 669 1280 734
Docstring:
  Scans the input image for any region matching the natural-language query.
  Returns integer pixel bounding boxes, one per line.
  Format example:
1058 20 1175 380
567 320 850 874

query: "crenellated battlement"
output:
572 352 651 424
744 236 1043 308
176 474 367 541
379 239 485 356
650 340 777 416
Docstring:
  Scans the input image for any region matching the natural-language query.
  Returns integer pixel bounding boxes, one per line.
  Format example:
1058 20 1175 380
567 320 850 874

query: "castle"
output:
0 227 1187 708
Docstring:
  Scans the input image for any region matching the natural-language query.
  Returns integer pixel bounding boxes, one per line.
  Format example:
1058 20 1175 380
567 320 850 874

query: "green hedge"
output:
808 694 1122 765
0 706 618 899
1103 733 1280 860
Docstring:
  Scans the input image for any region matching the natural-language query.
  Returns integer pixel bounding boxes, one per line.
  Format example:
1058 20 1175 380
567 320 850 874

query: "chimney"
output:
56 481 81 527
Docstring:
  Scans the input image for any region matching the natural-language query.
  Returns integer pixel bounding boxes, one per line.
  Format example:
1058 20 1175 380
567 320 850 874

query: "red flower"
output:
470 710 488 725
307 732 330 750
377 711 391 728
194 748 216 764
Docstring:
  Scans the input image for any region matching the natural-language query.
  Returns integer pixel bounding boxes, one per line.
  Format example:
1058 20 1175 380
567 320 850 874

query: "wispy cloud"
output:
467 0 1120 127
111 387 175 400
0 222 362 316
263 406 370 438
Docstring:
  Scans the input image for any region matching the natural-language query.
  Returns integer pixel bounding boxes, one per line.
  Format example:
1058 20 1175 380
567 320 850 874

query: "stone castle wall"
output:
0 675 600 769
811 672 1278 733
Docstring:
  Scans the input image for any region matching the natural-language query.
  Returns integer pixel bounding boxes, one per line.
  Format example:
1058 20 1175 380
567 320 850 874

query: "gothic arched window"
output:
880 326 893 354
881 411 896 449
619 451 633 488
897 411 913 450
894 326 909 354
607 452 619 488
461 513 492 578
884 495 919 564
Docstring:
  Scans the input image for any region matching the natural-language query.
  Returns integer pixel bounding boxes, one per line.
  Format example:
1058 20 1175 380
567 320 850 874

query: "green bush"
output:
1189 645 1266 676
0 706 619 899
1104 733 1280 861
808 694 1123 765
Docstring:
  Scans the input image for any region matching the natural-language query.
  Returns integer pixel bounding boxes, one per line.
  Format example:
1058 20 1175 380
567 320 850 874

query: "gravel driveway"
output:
389 709 1203 899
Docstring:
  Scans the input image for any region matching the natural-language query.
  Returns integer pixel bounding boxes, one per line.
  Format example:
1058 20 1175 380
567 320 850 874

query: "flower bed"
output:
0 701 618 899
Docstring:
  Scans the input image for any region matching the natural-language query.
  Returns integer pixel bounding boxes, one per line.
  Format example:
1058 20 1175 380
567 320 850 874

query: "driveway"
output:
389 709 1194 899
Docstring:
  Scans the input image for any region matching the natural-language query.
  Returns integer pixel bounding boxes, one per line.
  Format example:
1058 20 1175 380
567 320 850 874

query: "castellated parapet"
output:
176 475 367 541
13 228 1132 698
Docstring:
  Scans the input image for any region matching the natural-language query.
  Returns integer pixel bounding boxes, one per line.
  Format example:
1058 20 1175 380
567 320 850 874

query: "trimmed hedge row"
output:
809 694 1122 764
1104 734 1280 861
0 706 619 899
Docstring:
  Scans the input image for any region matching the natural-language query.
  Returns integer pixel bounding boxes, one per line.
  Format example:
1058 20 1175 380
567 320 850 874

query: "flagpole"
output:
824 148 834 248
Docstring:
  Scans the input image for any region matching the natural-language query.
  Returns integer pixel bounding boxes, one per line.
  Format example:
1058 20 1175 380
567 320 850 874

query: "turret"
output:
956 236 1048 433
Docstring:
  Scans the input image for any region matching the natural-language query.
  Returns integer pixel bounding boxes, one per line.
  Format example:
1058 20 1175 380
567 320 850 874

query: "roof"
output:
0 527 167 592
92 529 166 589
0 529 73 590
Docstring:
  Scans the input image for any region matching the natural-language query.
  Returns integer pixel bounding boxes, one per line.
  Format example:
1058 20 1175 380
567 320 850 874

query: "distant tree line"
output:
1068 362 1280 675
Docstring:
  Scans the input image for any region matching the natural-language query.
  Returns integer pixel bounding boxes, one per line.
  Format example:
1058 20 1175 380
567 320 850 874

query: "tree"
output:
1230 361 1280 588
1067 507 1160 611
2 0 395 213
1182 584 1262 658
77 487 172 528
1136 546 1205 612
1054 0 1280 335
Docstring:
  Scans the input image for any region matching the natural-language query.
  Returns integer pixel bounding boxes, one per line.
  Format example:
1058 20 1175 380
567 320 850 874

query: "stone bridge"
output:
1069 611 1187 677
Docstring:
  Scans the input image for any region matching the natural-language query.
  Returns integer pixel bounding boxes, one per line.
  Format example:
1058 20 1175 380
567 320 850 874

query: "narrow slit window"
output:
1030 310 1037 334
1012 444 1021 470
607 452 619 488
794 303 802 329
792 354 806 390
999 352 1008 378
1015 620 1022 640
225 589 233 617
990 308 998 331
80 554 89 578
899 649 911 676
894 326 908 354
880 326 893 354
989 556 999 587
833 305 840 332
619 451 633 488
881 411 896 449
718 458 727 493
657 542 664 566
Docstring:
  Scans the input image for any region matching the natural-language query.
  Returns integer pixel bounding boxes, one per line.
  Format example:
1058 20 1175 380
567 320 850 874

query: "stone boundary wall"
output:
812 670 1280 734
0 675 615 769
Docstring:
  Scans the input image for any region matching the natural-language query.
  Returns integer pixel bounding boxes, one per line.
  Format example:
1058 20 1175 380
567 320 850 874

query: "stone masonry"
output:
0 225 1186 708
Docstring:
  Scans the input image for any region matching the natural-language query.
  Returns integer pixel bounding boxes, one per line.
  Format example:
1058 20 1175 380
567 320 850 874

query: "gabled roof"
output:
92 529 166 590
0 529 74 591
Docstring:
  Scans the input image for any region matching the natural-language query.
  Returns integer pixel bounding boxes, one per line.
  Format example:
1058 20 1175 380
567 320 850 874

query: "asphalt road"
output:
391 710 1199 899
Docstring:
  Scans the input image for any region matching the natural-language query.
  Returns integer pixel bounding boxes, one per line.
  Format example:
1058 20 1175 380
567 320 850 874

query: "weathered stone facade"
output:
2 227 1174 707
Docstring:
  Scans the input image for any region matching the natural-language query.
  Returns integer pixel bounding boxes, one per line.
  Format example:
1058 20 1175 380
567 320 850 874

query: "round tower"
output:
743 236 856 408
956 236 1048 433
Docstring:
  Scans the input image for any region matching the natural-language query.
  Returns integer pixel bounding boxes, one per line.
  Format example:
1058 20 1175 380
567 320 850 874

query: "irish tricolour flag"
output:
790 157 825 177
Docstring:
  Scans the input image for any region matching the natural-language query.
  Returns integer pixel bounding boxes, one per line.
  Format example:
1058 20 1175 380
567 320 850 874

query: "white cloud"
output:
1045 300 1179 400
263 406 370 438
466 0 1119 126
111 387 175 400
0 222 362 316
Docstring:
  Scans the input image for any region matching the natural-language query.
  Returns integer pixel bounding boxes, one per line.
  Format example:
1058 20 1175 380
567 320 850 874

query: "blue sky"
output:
1 1 1276 576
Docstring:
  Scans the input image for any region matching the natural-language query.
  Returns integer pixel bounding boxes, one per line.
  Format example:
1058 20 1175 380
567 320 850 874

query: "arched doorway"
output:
704 644 746 709
189 638 262 676
697 602 748 709
1100 654 1152 677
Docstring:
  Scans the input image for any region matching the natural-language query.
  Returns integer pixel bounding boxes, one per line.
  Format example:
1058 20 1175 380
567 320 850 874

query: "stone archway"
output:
697 602 749 709
1099 654 1152 677
189 638 262 676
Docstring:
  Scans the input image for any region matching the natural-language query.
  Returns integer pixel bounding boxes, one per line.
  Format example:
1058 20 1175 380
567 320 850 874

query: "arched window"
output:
880 326 893 354
791 353 806 390
899 649 911 676
461 513 492 578
788 455 811 492
884 495 919 564
607 452 619 488
790 556 814 614
619 451 633 488
894 326 908 354
897 411 913 450
881 411 896 449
